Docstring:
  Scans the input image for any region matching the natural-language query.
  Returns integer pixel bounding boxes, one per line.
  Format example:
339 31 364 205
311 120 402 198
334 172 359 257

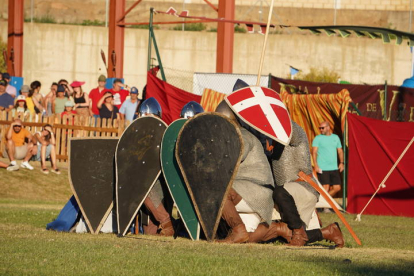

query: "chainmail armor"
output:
148 179 163 208
272 122 320 200
233 129 274 225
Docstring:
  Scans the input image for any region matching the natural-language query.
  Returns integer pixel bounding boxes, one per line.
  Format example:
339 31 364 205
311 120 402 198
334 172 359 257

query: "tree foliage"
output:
291 67 341 83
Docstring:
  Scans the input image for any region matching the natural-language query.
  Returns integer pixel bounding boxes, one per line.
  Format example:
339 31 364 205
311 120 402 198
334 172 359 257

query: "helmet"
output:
180 101 204 119
215 100 240 126
139 97 162 118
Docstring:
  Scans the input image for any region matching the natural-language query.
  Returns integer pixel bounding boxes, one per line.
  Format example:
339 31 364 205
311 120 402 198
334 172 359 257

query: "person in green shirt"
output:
312 121 344 197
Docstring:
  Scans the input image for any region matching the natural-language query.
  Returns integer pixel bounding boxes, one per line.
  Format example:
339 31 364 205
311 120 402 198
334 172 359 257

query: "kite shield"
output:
176 113 243 241
69 138 118 234
225 86 292 146
116 116 167 236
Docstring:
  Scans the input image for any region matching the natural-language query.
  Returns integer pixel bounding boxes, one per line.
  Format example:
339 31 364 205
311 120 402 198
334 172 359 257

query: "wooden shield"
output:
69 138 118 234
161 118 200 241
225 86 292 146
176 113 243 241
116 116 167 236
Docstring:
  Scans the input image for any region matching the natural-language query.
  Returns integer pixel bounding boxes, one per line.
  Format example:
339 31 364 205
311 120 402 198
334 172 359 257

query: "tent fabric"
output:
271 76 414 122
280 89 351 151
146 72 202 124
347 113 414 217
200 88 226 112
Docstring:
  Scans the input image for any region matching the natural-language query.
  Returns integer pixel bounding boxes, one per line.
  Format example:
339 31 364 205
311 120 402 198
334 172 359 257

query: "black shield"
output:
116 116 167 236
69 138 118 234
176 113 243 241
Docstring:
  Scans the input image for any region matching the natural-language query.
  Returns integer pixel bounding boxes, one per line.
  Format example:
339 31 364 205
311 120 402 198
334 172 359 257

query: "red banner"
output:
146 72 202 124
270 76 414 122
347 113 414 217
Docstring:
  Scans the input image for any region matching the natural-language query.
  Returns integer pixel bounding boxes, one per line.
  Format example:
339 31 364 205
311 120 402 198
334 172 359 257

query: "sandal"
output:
51 169 61 175
41 168 49 174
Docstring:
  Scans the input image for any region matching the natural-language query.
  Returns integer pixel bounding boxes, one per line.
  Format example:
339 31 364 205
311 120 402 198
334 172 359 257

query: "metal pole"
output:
342 115 347 210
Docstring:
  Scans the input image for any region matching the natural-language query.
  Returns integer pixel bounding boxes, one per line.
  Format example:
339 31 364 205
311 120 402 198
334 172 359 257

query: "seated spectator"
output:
71 81 91 117
2 73 17 98
97 92 119 120
119 86 141 122
53 85 69 114
44 83 58 116
30 81 45 114
3 119 35 171
32 124 60 174
0 80 14 112
12 95 30 120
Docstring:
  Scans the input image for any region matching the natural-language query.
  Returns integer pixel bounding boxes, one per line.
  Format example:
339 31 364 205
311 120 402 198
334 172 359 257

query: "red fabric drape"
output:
146 73 202 124
347 113 414 217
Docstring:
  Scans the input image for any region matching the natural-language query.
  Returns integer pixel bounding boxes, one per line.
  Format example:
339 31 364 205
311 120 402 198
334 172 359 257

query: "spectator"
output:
44 83 58 116
0 80 14 112
3 119 35 171
71 81 90 117
61 101 77 118
58 79 73 98
32 124 60 174
2 73 17 98
53 85 69 114
97 92 119 120
312 121 344 198
89 75 108 119
19 85 35 115
30 81 44 113
119 86 141 122
110 78 129 110
12 95 30 120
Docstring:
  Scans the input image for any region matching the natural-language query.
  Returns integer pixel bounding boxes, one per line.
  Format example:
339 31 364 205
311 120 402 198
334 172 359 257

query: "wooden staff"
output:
101 49 108 76
256 0 275 86
298 171 362 246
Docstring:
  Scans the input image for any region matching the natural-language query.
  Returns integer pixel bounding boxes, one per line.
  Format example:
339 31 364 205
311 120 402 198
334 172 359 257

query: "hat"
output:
0 80 6 86
16 95 26 102
64 101 75 107
70 81 85 88
2 73 10 80
113 78 123 84
130 87 139 94
98 75 106 82
20 85 30 93
57 85 65 93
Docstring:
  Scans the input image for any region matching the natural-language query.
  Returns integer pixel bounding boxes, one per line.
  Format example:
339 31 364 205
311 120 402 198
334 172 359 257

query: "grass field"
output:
1 158 414 275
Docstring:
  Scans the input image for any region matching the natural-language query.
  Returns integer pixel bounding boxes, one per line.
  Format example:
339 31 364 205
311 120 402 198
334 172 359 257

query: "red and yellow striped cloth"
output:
280 88 351 150
200 88 226 112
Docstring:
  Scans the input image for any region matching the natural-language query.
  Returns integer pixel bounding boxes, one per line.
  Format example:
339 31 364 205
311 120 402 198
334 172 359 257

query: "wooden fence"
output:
0 111 127 161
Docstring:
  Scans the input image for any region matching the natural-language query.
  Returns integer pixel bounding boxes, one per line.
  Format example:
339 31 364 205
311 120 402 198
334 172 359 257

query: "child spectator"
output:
33 124 60 174
12 95 30 120
53 85 69 114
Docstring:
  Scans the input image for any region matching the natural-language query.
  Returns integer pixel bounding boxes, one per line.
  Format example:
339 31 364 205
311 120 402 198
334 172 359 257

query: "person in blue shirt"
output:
0 80 14 111
119 87 141 122
312 121 344 197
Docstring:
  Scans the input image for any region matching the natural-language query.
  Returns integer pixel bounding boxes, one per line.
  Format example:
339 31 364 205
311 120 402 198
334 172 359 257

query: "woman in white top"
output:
33 124 60 174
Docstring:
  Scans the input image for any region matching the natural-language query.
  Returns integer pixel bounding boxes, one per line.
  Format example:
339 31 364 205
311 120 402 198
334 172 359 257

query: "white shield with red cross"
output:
225 86 292 145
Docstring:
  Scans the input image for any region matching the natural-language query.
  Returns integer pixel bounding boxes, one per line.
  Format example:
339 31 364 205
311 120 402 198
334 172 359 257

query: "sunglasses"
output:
14 125 22 128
